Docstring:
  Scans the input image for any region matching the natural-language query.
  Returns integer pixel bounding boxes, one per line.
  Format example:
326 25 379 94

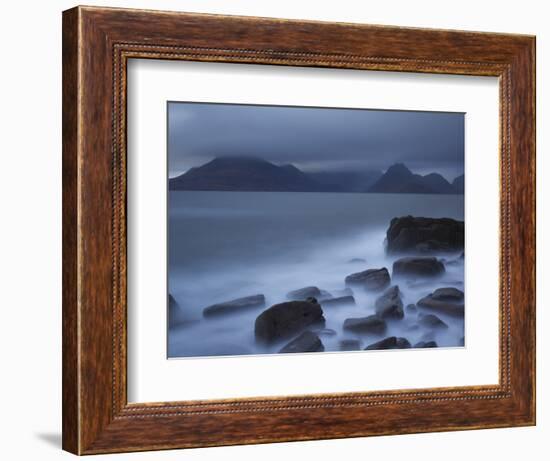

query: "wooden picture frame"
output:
62 5 536 455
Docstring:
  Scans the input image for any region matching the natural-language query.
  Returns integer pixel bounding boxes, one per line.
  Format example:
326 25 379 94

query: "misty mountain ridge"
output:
367 163 462 194
169 157 463 194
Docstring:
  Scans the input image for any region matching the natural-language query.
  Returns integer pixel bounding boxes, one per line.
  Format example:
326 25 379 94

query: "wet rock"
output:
345 267 390 291
458 336 465 346
348 258 367 264
255 299 325 343
365 336 411 350
417 290 465 317
321 295 356 307
406 303 417 313
339 339 362 351
286 286 321 300
386 216 464 254
414 341 438 348
343 315 387 334
406 323 420 332
279 331 325 353
203 294 266 317
418 313 448 329
432 287 464 302
374 285 404 319
392 257 445 279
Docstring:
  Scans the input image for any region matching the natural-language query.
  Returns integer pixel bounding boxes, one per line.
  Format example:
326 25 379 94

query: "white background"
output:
128 60 499 402
0 1 547 460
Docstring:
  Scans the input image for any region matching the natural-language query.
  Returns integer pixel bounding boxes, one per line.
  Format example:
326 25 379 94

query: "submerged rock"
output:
374 285 404 319
345 267 390 291
386 216 464 254
348 258 367 264
315 328 337 336
321 295 356 307
339 339 362 351
418 313 448 329
255 299 325 343
406 303 417 313
414 341 438 348
334 287 354 297
279 331 324 353
365 336 411 350
392 257 445 279
168 293 188 326
203 294 266 317
343 315 387 334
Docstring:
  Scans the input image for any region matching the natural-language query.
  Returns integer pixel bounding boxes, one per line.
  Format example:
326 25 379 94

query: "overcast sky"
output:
168 102 464 181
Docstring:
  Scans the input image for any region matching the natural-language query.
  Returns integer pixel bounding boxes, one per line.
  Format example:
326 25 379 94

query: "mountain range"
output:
169 157 464 194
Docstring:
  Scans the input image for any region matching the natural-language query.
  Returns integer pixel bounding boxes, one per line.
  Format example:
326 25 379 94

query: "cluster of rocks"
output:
169 215 465 355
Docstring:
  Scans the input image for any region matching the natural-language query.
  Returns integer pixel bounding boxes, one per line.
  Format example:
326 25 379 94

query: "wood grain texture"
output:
62 5 536 455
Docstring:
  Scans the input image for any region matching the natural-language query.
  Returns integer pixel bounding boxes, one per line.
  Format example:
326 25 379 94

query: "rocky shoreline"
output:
169 215 465 355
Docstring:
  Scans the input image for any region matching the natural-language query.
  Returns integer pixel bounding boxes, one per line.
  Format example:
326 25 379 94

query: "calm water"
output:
168 192 465 358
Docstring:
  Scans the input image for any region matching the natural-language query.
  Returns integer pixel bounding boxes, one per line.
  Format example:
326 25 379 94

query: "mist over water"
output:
168 191 465 358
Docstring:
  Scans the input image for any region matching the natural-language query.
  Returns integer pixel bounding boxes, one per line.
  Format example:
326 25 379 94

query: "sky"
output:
168 102 465 181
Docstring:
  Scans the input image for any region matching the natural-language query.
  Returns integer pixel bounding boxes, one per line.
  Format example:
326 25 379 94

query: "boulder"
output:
417 290 465 317
406 303 417 313
343 315 387 334
365 336 411 350
386 216 464 254
392 257 445 279
339 339 362 351
255 299 325 343
345 267 390 291
374 285 404 319
279 331 325 353
203 294 266 317
418 313 448 329
414 341 438 348
432 287 464 301
321 295 356 307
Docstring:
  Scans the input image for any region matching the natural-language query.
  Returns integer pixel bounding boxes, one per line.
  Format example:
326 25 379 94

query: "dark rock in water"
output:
459 251 465 259
418 313 448 329
255 299 325 343
406 303 417 313
417 291 465 317
315 328 337 336
340 339 362 351
365 336 411 350
321 295 356 307
286 286 321 300
375 285 404 319
279 331 325 353
343 315 387 334
392 257 445 279
414 341 438 348
386 216 464 254
345 267 390 291
168 294 188 326
203 294 265 317
348 258 367 264
287 286 332 301
406 323 420 332
334 287 354 297
458 336 465 346
432 287 464 301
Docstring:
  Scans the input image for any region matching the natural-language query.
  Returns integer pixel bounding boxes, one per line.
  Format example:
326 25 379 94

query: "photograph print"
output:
167 102 465 358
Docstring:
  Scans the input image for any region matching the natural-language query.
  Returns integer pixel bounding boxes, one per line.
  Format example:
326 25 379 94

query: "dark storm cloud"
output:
168 102 464 181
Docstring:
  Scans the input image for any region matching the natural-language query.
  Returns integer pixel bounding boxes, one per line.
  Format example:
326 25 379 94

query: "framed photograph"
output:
62 6 535 455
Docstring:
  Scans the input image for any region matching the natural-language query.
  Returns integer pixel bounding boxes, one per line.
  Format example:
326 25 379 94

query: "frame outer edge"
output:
62 6 81 455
